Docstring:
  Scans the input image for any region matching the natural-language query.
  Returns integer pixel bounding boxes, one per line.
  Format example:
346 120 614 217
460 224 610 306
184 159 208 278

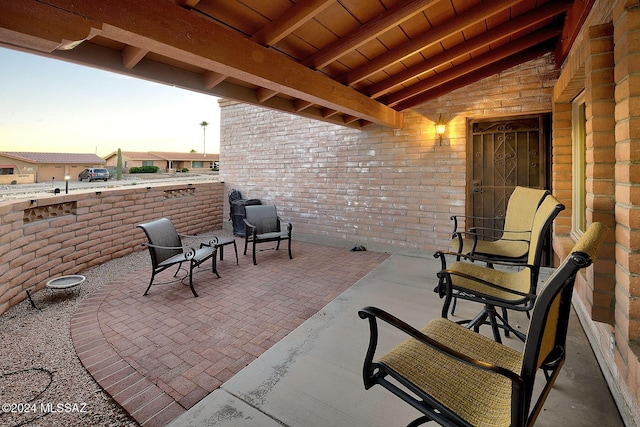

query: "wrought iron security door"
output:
466 115 548 238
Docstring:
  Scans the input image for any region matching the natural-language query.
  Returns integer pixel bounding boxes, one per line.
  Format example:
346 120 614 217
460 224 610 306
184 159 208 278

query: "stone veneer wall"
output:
0 182 224 315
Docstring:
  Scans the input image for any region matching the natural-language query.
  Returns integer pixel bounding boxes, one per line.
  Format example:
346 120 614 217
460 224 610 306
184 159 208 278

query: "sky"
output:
0 47 221 157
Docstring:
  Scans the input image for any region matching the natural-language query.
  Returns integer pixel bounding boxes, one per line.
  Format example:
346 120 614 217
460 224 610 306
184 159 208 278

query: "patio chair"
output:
243 205 292 265
137 218 220 297
450 186 549 263
359 222 604 427
434 195 564 343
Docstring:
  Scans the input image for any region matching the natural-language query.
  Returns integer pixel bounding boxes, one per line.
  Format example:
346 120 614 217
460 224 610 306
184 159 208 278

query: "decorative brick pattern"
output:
163 187 195 199
23 201 76 223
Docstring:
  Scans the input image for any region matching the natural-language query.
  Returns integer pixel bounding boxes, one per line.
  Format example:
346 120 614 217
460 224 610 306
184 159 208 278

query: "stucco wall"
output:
0 181 224 315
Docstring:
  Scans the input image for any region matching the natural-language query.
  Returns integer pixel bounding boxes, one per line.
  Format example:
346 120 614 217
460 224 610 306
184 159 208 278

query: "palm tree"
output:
200 121 208 157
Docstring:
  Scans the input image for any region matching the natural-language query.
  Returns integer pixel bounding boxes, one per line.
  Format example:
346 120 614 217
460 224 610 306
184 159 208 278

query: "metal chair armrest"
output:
358 306 523 386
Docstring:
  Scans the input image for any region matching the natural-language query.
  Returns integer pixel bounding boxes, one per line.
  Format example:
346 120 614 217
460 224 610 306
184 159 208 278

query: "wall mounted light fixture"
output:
435 114 446 144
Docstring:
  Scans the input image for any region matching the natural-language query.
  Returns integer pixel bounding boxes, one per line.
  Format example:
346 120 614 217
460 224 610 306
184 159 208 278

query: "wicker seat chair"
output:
137 218 219 297
435 195 564 343
243 205 292 265
359 222 604 427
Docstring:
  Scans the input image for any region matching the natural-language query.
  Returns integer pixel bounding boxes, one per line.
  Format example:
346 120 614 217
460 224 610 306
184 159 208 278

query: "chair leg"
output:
212 255 221 279
233 240 238 265
287 238 292 259
407 416 431 427
252 239 257 265
188 262 199 297
173 262 184 277
244 236 249 255
143 273 156 296
502 307 510 337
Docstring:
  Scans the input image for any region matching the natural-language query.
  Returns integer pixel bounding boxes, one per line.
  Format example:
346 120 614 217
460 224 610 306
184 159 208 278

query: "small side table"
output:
215 236 238 265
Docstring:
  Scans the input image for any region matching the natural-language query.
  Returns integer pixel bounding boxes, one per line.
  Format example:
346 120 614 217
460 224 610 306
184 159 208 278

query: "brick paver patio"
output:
70 240 389 426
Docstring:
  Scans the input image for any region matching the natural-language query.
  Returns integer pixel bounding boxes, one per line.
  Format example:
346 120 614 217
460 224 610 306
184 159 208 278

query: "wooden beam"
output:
343 114 359 124
366 0 572 98
394 44 551 111
202 71 227 89
256 87 279 103
304 0 439 69
294 99 314 111
2 0 402 128
555 0 596 66
341 0 523 86
176 0 201 9
251 0 335 46
0 0 101 52
321 108 339 118
122 45 148 69
384 27 561 106
43 41 367 129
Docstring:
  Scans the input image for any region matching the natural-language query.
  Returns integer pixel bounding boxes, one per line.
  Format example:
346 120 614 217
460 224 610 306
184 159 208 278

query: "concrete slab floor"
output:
169 255 624 427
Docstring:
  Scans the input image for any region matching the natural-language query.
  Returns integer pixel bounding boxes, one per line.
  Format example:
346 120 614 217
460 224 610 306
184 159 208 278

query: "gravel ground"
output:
0 251 150 427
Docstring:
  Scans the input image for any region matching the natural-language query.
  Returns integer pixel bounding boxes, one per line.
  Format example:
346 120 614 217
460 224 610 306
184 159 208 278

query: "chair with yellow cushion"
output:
435 195 564 343
359 222 604 427
450 186 549 263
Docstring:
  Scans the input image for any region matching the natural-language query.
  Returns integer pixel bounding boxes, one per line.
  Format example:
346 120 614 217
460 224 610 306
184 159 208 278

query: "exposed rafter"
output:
304 0 439 70
0 0 590 129
384 26 562 106
340 0 523 86
252 0 335 46
367 0 572 98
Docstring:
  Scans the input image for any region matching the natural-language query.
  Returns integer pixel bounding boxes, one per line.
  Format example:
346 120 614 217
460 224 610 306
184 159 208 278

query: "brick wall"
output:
0 182 224 315
550 0 640 424
219 53 556 255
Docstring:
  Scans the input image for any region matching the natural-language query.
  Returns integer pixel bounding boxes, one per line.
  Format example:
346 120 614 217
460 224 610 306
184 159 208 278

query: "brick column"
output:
613 2 640 350
585 23 616 323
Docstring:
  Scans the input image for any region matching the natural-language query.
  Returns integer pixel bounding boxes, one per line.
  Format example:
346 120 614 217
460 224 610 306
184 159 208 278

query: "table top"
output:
46 275 86 289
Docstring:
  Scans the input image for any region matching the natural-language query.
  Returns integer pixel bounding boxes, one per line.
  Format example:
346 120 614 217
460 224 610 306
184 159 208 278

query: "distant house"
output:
103 151 220 173
0 152 106 184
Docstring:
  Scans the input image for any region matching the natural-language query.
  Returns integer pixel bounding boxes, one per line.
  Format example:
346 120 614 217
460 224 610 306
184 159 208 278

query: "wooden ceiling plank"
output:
342 0 524 86
386 29 560 106
257 87 279 102
304 0 439 69
202 70 227 89
122 45 148 69
396 44 550 111
366 0 572 98
14 0 401 128
251 0 335 46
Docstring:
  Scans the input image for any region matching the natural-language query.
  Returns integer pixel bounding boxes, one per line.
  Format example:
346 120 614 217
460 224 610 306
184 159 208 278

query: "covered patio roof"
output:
0 0 591 129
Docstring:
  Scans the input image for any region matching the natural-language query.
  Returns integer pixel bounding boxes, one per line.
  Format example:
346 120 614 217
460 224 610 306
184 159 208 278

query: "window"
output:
142 161 154 167
571 91 587 236
192 161 203 168
0 168 14 175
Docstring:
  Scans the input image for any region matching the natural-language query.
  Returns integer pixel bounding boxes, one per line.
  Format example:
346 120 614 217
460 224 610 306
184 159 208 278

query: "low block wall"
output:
0 181 224 315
